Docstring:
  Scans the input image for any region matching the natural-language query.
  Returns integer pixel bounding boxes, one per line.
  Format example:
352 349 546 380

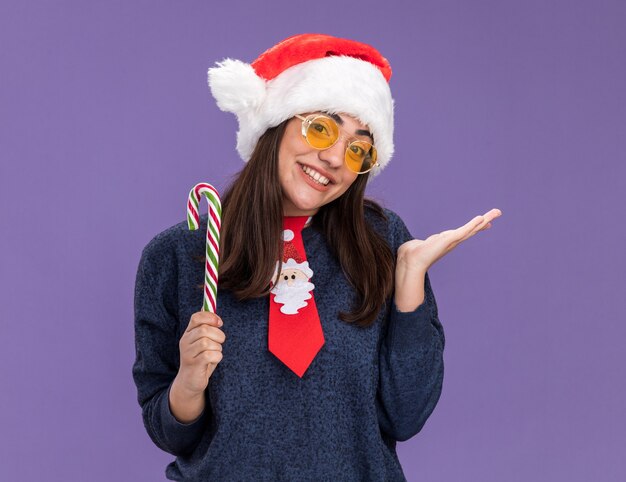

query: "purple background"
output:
1 1 624 481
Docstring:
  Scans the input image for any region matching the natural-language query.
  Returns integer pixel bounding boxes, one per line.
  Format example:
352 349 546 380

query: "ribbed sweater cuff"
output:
157 383 209 449
387 299 433 352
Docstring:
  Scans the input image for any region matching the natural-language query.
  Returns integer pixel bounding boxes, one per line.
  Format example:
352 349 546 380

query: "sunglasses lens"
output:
345 141 377 173
305 116 340 149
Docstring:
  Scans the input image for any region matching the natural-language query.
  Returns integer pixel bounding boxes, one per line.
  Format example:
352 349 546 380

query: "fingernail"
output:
218 319 223 327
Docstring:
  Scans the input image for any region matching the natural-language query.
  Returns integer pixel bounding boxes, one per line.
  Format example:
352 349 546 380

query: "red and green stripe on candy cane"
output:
187 183 222 313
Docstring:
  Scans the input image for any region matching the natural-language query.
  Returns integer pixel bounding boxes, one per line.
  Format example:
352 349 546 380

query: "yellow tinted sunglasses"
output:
294 114 379 174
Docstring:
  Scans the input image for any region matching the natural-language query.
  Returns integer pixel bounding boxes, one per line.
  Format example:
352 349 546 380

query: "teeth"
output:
301 165 330 186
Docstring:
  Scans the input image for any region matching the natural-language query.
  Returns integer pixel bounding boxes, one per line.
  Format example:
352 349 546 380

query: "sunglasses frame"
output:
294 113 379 174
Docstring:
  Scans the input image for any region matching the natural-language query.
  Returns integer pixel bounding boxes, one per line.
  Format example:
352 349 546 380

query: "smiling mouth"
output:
299 164 331 186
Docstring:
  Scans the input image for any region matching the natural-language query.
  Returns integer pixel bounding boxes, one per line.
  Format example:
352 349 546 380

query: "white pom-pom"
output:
207 58 266 114
282 229 294 242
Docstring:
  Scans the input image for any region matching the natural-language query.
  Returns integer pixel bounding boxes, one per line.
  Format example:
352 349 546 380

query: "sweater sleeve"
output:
376 212 446 442
132 237 210 456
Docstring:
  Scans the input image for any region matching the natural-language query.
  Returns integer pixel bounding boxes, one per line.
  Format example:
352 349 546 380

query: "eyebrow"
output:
327 112 374 141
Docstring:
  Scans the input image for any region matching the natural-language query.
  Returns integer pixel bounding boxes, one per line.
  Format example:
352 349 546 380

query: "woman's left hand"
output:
394 208 503 311
397 208 503 273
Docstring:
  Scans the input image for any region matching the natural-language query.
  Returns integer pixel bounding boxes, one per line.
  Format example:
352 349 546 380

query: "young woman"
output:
132 33 501 481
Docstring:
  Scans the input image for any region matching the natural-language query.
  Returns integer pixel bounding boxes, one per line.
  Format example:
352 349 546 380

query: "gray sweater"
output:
132 206 445 481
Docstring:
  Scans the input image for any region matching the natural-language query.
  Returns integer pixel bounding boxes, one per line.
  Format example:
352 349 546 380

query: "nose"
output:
317 137 346 169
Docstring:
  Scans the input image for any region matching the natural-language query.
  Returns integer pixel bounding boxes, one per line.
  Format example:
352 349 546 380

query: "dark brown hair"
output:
216 119 395 328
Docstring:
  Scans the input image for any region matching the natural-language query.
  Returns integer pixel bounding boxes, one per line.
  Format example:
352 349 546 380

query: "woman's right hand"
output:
175 311 226 396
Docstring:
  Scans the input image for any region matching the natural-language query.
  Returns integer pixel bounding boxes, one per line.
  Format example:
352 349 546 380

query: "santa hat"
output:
282 258 314 278
207 33 395 178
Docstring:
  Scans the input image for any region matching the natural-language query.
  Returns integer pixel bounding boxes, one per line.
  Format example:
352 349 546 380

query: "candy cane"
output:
187 182 222 313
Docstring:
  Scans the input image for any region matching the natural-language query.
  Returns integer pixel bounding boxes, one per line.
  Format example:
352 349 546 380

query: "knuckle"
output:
209 338 221 351
204 350 221 364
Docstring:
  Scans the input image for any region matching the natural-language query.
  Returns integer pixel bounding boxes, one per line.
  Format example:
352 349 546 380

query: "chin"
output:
285 195 324 215
295 200 323 213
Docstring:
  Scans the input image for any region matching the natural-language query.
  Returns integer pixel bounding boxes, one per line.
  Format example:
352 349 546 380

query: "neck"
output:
283 206 317 216
283 214 314 227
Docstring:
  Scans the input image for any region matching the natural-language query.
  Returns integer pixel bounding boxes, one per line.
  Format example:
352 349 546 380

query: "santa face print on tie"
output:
270 257 315 314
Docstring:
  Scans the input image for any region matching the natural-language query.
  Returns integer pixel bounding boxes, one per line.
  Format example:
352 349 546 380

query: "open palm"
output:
397 208 503 273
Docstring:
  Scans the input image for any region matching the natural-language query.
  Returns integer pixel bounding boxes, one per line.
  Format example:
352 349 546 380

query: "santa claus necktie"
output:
268 216 325 378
